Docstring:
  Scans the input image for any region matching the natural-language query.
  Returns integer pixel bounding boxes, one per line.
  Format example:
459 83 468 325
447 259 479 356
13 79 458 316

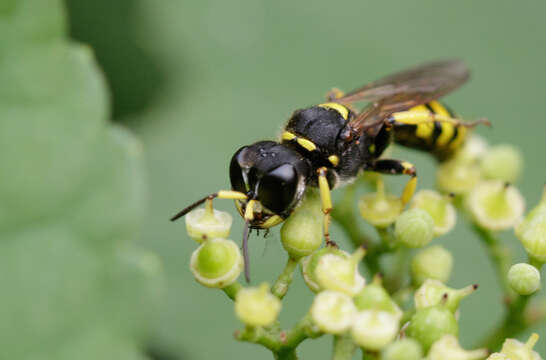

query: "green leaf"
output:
0 1 160 358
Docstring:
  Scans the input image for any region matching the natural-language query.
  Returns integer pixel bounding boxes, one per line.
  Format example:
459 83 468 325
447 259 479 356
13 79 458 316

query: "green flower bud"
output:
310 290 357 334
414 279 478 313
481 144 523 183
411 190 456 236
394 208 435 248
500 333 542 360
516 211 546 263
406 301 459 351
486 354 510 360
359 179 403 228
351 310 400 351
382 338 423 360
185 200 232 243
427 335 488 360
353 276 403 320
235 283 281 327
190 238 243 288
314 247 367 296
411 245 454 286
467 181 525 231
508 263 541 296
436 158 481 195
281 190 323 259
457 135 489 163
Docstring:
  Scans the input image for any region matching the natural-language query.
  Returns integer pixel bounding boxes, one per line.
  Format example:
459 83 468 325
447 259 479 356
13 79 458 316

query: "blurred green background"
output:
31 0 546 358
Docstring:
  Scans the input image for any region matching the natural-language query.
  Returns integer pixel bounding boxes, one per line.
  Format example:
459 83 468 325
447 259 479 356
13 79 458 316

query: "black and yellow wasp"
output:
171 59 486 281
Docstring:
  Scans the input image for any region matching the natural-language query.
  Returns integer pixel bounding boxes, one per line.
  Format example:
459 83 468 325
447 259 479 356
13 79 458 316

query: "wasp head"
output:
229 141 310 228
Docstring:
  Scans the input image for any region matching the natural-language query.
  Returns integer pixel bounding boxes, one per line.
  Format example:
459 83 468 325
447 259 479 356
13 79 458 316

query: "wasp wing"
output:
337 59 470 137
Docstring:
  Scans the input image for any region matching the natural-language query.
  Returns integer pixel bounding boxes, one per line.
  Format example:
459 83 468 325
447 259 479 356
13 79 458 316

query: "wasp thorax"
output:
229 141 310 227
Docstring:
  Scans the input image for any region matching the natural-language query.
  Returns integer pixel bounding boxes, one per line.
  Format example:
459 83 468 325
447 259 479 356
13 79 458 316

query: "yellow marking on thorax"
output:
297 137 317 151
328 155 340 166
319 102 349 120
282 131 296 141
282 130 318 152
368 144 376 154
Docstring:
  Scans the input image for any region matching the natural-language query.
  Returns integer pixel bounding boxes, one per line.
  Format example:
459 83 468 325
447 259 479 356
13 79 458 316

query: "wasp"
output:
171 59 488 281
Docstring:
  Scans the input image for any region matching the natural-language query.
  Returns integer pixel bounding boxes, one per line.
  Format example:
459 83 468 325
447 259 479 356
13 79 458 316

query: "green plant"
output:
182 134 545 359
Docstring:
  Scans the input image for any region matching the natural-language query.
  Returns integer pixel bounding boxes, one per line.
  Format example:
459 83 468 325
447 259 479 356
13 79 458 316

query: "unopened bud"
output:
190 238 243 288
516 211 546 263
351 310 399 351
467 181 525 231
281 190 323 259
310 290 357 334
185 201 232 243
414 279 478 313
406 302 459 351
480 144 523 183
436 158 481 195
457 135 489 163
359 179 403 228
508 263 541 296
427 335 488 360
353 277 403 320
381 338 423 360
314 247 367 296
394 208 435 248
235 283 281 327
411 245 453 286
500 333 542 360
486 354 510 360
411 190 456 236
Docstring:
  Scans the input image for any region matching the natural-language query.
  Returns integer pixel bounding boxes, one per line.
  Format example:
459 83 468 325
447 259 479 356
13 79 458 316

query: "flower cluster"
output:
179 136 544 359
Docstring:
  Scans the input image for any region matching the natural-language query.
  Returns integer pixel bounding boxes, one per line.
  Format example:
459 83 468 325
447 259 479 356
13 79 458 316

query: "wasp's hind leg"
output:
317 167 336 246
367 159 418 206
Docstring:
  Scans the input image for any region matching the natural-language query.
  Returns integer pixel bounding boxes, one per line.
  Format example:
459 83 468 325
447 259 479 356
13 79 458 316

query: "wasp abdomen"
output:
390 101 467 161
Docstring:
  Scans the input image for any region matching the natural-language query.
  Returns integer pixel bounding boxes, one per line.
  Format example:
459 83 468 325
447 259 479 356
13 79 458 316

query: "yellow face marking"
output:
282 131 296 141
297 137 317 151
261 215 284 228
218 190 247 200
436 122 455 146
319 102 349 120
244 199 257 221
328 155 340 166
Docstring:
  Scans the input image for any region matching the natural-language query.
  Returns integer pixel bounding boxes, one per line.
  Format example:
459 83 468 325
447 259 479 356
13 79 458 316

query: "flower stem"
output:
332 333 356 360
223 282 242 301
272 257 299 299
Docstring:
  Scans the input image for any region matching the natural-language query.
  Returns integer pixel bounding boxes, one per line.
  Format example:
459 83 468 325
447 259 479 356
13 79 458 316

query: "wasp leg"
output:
317 167 335 246
367 159 417 206
326 87 345 101
388 111 489 128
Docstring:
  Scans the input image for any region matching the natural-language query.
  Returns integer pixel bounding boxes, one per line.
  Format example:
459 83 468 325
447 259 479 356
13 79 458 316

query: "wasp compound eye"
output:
229 147 248 194
258 164 298 214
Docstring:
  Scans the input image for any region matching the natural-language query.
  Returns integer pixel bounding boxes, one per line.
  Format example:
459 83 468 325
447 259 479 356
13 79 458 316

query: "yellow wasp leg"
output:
317 167 334 245
390 111 487 128
368 159 418 206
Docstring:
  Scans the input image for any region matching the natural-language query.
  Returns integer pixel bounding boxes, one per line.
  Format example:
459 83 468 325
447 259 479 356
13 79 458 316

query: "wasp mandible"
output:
171 59 488 281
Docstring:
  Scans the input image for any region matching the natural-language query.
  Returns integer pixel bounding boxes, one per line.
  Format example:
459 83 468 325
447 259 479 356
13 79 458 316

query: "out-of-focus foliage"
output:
0 1 161 358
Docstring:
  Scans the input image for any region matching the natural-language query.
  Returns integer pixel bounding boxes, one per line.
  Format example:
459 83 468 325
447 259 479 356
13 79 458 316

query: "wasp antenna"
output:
243 221 251 283
170 192 218 221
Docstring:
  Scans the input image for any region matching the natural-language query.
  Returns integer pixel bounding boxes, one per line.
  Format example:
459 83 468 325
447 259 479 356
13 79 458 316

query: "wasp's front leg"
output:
317 167 336 246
